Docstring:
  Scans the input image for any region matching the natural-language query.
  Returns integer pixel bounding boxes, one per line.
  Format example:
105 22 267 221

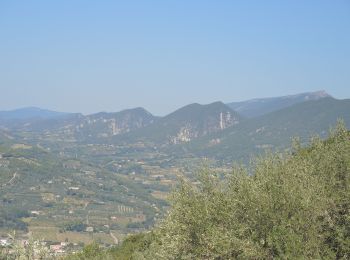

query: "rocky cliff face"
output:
168 102 240 144
12 108 156 141
2 103 239 144
73 108 156 138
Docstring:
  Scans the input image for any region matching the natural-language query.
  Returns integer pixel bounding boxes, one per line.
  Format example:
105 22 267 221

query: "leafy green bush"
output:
59 222 87 233
63 243 110 260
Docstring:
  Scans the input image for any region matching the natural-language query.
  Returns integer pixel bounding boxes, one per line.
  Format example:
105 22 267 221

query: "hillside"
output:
74 107 156 140
0 139 167 244
114 101 241 145
227 90 330 118
183 97 350 161
4 107 156 142
0 107 69 121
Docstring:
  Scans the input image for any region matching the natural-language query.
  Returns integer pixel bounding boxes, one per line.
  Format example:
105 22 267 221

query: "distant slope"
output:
183 97 350 161
0 130 12 145
227 90 330 118
116 102 241 145
0 139 163 236
17 107 157 142
0 107 69 120
75 107 156 139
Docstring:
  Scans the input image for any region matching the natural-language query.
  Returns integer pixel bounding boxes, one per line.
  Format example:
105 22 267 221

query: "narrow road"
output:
102 160 116 168
7 172 17 184
110 232 119 245
83 201 91 225
86 210 91 225
1 172 17 188
83 201 89 210
121 185 129 192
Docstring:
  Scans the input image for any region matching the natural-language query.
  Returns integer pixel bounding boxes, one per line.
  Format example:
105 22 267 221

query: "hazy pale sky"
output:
0 1 349 115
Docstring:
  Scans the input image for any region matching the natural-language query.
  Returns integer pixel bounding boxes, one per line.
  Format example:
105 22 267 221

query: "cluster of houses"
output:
0 236 82 256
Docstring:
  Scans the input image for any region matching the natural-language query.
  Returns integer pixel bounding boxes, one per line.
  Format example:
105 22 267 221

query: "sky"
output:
0 1 349 115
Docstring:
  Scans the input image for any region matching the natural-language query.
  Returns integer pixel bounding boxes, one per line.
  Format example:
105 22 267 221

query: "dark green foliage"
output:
80 243 103 259
0 209 29 231
59 222 87 232
61 243 108 260
108 232 155 259
62 233 154 260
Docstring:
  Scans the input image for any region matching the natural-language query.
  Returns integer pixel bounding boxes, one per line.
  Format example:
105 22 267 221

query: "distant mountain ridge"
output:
0 91 333 121
0 91 343 147
115 101 241 145
227 90 331 118
0 107 69 120
16 107 157 141
76 107 156 138
183 97 350 161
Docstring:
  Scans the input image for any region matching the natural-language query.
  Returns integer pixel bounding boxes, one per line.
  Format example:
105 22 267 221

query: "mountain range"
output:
113 101 240 146
0 107 68 121
227 90 331 118
0 90 348 161
0 90 349 246
181 97 350 161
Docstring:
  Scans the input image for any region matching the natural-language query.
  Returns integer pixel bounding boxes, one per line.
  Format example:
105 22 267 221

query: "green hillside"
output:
227 90 330 118
182 97 350 161
113 101 241 145
0 140 166 244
